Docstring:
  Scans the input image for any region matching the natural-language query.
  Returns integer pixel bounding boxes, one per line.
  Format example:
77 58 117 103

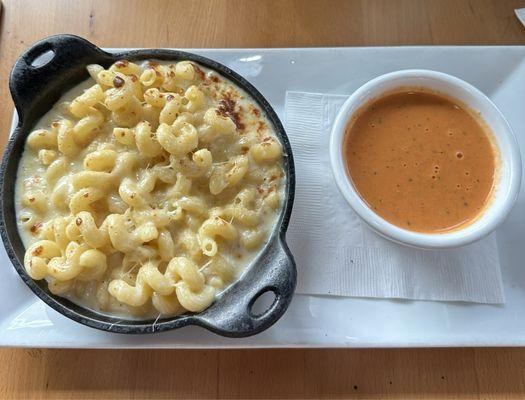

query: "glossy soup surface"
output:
344 90 496 233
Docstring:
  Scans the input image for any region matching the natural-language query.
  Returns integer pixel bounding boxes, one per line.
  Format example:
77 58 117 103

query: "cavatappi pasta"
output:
16 59 284 318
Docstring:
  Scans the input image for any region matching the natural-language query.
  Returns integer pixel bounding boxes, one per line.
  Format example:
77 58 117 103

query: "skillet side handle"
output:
9 34 111 122
197 234 297 338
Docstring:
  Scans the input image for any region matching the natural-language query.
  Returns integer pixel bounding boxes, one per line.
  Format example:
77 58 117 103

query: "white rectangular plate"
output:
2 46 525 348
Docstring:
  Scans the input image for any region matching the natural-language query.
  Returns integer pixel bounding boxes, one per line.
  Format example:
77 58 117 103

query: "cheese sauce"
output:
15 61 285 318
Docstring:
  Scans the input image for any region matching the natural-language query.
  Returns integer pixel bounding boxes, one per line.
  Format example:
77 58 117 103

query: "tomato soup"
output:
343 90 497 233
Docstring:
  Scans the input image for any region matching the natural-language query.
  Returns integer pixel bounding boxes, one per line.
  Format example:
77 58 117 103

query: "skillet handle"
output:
197 234 297 338
9 34 112 122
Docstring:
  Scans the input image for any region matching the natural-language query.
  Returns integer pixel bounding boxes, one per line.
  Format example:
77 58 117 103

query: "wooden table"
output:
1 1 525 398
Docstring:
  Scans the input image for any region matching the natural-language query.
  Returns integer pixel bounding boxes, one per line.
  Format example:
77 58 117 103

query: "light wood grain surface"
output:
1 0 525 399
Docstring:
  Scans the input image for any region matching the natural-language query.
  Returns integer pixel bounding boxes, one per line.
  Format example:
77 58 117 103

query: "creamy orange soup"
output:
344 90 497 233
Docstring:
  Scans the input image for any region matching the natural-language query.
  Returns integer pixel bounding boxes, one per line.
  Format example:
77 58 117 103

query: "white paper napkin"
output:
285 91 505 304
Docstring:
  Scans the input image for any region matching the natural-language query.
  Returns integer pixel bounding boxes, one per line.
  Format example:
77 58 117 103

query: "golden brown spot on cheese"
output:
113 76 125 88
192 63 205 81
30 222 42 233
257 121 266 133
32 245 44 256
217 95 245 131
115 60 129 68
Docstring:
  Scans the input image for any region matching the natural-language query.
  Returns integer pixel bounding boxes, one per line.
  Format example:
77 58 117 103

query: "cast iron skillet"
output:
0 34 296 337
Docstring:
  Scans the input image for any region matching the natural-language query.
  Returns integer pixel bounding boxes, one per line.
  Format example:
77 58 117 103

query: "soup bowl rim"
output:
329 69 522 249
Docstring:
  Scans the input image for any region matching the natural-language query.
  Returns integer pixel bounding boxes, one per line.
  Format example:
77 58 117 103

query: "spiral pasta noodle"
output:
16 59 284 318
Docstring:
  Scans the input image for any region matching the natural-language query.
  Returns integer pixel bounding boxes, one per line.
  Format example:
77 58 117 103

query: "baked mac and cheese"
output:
15 59 284 318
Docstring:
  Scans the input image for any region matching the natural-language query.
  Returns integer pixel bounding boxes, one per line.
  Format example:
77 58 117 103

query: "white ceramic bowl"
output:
330 69 522 249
